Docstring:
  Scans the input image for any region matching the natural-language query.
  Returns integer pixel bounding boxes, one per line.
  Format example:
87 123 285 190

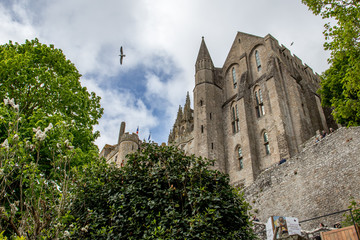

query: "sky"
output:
0 0 331 150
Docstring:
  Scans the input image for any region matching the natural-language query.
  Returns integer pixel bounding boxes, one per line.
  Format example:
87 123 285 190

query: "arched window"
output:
232 67 237 89
231 104 239 133
238 147 244 170
263 132 270 155
254 87 265 117
255 50 261 71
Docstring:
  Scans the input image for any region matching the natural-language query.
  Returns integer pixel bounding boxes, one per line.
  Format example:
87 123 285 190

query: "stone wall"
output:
245 127 360 229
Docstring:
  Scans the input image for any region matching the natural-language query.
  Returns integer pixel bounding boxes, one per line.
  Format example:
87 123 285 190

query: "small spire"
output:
185 91 191 108
183 92 192 121
175 105 183 126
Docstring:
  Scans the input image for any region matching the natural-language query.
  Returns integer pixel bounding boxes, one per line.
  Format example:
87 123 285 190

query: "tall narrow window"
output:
231 104 239 133
263 132 270 155
232 67 237 89
254 87 265 117
201 125 204 133
255 50 261 71
235 105 239 131
238 147 243 170
259 89 265 115
232 107 236 133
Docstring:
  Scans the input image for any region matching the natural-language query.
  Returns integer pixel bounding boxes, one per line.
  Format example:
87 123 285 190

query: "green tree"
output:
69 143 255 239
0 38 103 168
0 39 103 238
0 99 77 238
301 0 360 126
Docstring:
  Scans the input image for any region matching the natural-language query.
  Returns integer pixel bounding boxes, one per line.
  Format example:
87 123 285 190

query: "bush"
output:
69 143 255 239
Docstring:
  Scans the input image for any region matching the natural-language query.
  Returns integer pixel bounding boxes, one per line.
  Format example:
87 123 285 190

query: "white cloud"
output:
83 77 157 149
0 2 36 43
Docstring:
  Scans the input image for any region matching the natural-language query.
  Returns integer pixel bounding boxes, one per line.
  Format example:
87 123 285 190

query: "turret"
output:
117 122 139 167
193 37 225 172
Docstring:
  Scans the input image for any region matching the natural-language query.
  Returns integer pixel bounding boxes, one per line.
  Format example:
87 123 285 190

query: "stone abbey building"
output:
99 32 360 230
101 32 334 187
168 32 333 187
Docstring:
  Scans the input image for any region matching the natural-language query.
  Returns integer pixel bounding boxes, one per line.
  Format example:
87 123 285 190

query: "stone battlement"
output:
119 132 139 144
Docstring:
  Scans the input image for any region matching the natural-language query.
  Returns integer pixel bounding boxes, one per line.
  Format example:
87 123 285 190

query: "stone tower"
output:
169 32 332 187
100 121 139 167
193 37 226 172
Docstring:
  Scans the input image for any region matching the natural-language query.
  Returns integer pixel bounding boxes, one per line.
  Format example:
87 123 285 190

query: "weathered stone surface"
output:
245 127 360 229
168 31 330 187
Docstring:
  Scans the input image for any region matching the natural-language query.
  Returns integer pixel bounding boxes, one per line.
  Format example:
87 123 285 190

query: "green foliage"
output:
301 0 360 126
0 39 103 239
342 198 360 227
0 38 103 166
0 99 78 238
69 143 255 239
318 51 360 125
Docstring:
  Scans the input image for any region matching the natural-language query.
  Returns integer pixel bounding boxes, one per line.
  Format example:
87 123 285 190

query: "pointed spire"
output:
175 105 183 126
196 36 214 72
183 92 192 121
185 91 191 108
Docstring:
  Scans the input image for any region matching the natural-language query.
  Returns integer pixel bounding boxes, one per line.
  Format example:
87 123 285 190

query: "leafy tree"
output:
301 0 360 126
0 39 103 238
69 143 255 239
0 99 77 238
0 38 103 168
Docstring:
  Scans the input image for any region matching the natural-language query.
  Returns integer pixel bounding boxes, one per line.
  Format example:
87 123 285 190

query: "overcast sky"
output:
0 0 331 150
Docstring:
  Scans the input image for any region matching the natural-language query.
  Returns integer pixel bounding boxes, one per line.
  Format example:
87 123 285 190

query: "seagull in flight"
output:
119 46 126 65
290 42 294 46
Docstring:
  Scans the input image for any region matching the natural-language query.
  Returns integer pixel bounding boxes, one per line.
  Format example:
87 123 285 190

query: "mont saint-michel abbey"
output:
101 32 334 187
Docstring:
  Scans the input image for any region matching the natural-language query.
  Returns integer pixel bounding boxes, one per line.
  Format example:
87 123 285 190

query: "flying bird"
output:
290 42 294 46
119 46 126 65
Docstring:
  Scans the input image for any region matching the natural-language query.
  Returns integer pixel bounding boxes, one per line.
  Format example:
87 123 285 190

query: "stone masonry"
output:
168 32 336 187
100 122 139 166
245 127 360 229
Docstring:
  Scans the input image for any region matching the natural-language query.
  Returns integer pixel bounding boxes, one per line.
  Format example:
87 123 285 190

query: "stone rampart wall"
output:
245 127 360 229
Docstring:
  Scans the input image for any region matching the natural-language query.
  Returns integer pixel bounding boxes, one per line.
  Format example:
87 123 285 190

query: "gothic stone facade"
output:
168 32 331 187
